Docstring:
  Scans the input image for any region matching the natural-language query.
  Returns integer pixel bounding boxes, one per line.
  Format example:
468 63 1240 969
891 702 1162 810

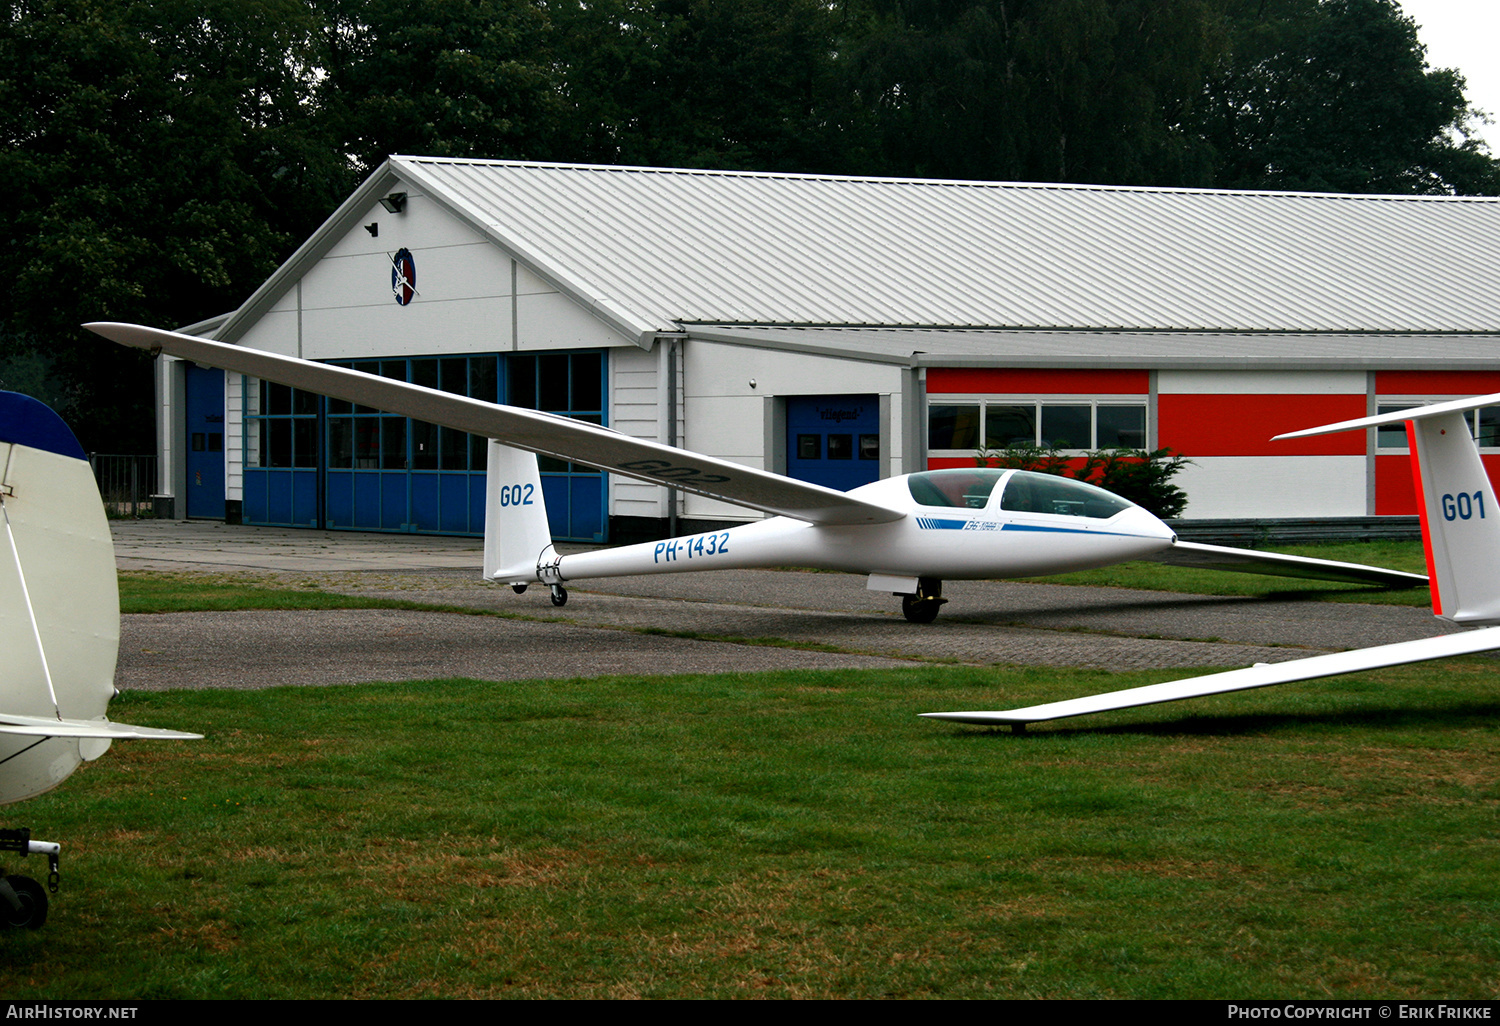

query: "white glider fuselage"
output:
547 474 1176 585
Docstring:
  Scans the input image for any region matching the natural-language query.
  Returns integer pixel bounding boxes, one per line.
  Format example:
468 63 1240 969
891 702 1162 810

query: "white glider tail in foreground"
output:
925 395 1500 729
86 322 1422 626
0 390 200 928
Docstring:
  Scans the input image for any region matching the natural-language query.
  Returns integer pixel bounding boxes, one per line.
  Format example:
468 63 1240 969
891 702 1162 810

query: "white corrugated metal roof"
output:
687 326 1500 369
391 156 1500 339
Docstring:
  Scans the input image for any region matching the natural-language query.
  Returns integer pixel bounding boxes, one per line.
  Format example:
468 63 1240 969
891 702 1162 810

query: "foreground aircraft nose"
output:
1118 504 1177 553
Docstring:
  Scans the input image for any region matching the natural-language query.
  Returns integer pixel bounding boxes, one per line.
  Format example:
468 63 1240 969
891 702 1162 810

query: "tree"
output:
546 0 867 173
1199 0 1498 194
0 0 344 449
316 0 563 177
980 443 1191 518
845 0 1222 185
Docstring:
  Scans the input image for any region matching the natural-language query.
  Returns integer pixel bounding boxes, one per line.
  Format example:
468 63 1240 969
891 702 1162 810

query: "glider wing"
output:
85 323 905 527
926 397 1500 728
0 715 202 741
1149 540 1427 588
921 626 1500 726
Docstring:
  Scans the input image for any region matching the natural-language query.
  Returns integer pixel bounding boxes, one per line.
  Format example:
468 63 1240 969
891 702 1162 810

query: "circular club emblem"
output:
390 248 416 306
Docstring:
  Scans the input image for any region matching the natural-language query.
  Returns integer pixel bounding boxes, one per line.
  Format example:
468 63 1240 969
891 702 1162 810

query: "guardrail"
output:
89 454 158 518
1166 516 1422 546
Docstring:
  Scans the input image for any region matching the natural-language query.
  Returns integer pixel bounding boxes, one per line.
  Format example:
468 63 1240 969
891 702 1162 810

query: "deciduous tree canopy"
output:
1 0 1492 448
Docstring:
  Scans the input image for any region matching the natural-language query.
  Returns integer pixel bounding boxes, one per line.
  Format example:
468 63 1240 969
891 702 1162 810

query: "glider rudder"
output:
1403 412 1500 622
483 441 554 585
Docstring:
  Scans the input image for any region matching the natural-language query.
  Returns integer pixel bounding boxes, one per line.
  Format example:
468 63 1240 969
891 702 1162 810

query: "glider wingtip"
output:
920 711 1025 724
81 321 151 346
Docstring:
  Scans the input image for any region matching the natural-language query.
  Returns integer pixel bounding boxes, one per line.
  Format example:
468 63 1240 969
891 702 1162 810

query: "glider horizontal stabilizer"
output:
922 625 1500 726
1272 393 1500 440
0 715 202 741
1150 540 1427 588
84 322 905 527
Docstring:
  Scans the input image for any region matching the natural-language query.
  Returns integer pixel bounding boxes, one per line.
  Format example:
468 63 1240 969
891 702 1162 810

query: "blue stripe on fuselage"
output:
914 515 1150 540
915 517 967 530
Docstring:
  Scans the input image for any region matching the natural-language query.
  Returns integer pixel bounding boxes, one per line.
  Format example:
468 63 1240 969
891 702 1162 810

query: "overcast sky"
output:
1396 0 1500 153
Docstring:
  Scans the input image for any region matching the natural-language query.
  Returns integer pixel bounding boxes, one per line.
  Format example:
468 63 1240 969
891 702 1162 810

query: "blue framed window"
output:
241 350 607 542
243 380 319 526
507 352 606 542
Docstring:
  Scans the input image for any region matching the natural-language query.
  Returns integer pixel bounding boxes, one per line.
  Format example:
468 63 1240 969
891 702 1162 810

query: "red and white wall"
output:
926 367 1500 520
1155 371 1366 518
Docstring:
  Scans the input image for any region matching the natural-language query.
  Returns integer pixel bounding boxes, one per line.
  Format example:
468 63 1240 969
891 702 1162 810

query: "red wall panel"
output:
1375 371 1500 395
927 368 1149 395
1157 393 1366 456
1374 454 1415 515
1376 452 1500 514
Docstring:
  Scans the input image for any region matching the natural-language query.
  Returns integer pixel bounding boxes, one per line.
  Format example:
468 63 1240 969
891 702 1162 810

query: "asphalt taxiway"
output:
110 520 1454 691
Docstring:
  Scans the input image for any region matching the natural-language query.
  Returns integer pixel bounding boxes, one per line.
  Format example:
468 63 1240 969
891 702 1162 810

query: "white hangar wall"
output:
680 340 907 523
164 157 1500 539
193 173 921 539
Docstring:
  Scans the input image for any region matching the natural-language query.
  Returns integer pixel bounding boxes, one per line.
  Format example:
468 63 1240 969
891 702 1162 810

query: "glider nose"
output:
1119 505 1177 553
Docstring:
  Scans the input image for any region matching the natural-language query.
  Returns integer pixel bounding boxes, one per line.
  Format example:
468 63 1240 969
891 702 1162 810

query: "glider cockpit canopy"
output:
906 469 1135 520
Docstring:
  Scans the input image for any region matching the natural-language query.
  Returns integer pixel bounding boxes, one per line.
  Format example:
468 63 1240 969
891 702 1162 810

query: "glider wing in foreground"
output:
925 395 1500 728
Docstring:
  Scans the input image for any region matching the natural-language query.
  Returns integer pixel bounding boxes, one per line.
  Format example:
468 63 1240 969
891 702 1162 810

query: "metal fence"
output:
90 454 157 519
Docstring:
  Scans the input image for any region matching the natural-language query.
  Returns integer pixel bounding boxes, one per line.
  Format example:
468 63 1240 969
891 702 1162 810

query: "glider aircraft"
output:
0 391 200 929
86 323 1421 630
923 397 1500 729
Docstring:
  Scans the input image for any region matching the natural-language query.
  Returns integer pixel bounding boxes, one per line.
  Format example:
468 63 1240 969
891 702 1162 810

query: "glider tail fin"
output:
483 441 555 585
1405 413 1500 623
1275 395 1500 625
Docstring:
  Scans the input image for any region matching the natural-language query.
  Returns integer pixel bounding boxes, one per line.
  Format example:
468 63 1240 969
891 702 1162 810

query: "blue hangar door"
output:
786 395 880 492
241 351 608 542
184 364 226 519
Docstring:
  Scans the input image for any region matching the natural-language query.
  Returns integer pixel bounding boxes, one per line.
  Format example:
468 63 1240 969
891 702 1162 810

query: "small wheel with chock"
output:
0 875 47 930
550 585 568 607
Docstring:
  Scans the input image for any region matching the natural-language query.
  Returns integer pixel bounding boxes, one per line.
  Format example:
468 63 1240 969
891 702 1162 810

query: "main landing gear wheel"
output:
902 595 942 623
550 585 568 607
511 584 528 595
901 578 947 623
0 876 47 930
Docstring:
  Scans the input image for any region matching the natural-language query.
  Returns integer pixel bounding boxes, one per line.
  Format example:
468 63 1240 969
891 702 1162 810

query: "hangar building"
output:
157 157 1500 541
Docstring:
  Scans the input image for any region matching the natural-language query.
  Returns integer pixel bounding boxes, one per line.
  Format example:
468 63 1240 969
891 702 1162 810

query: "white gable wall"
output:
223 178 650 520
235 183 632 360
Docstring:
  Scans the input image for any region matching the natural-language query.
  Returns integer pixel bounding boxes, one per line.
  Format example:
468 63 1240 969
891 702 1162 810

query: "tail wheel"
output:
550 585 568 607
0 876 47 930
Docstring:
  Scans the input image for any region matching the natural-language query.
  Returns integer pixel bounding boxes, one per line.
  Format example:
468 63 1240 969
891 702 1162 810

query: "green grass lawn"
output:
1 664 1496 998
116 572 500 616
24 555 1481 998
